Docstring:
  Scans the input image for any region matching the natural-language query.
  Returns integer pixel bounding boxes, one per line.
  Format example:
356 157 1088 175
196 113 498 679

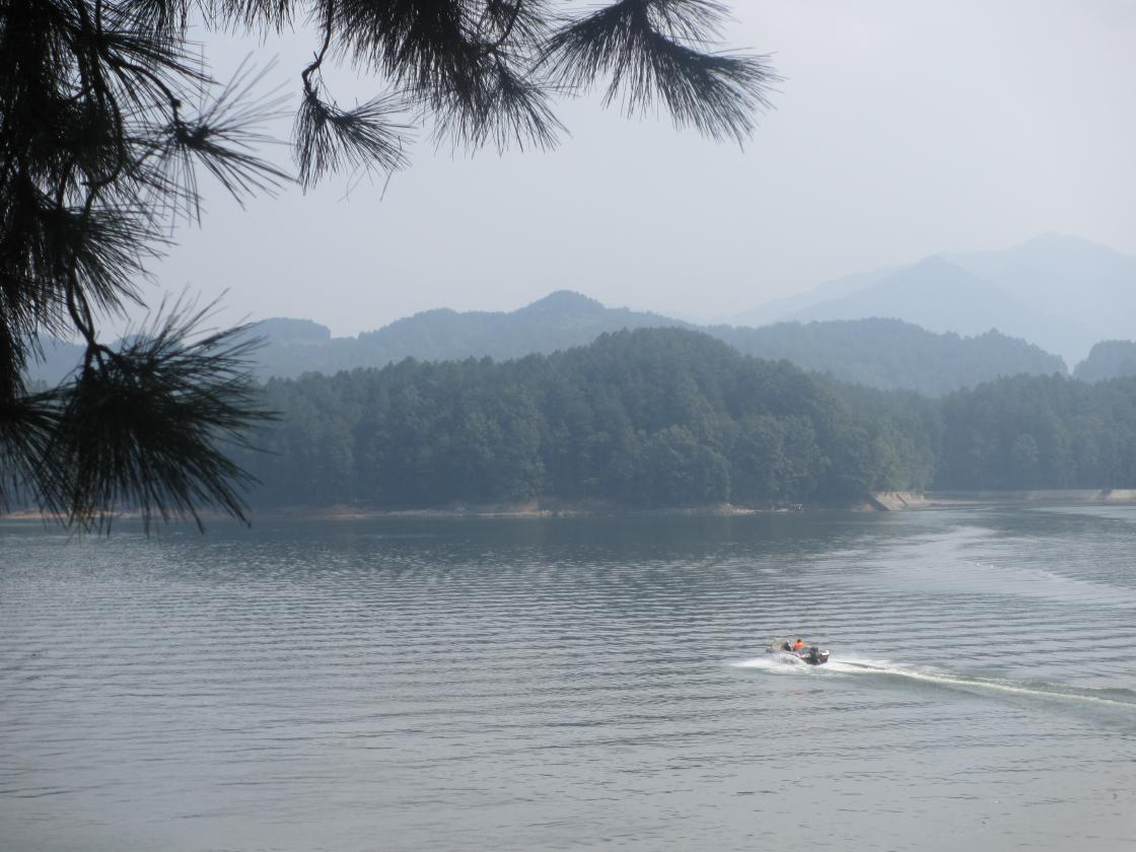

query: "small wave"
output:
832 658 1136 707
732 654 1136 708
730 655 826 675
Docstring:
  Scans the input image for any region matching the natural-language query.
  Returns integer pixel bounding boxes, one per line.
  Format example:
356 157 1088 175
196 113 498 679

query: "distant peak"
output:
520 290 606 314
1020 232 1100 248
1006 232 1126 260
255 317 332 342
896 255 978 280
911 254 965 271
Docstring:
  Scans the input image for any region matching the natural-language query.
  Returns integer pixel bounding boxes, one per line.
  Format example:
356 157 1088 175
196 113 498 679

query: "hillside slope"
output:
1075 340 1136 382
254 290 686 378
711 318 1065 395
26 292 1069 395
737 235 1135 363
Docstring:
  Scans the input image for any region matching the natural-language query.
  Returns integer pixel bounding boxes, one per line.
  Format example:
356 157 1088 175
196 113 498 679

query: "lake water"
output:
2 504 1135 851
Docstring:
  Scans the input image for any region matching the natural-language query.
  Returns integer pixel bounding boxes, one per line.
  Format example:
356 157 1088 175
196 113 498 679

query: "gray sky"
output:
146 0 1136 335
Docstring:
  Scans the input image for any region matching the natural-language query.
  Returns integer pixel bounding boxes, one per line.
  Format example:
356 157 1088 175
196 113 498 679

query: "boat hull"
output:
767 641 830 665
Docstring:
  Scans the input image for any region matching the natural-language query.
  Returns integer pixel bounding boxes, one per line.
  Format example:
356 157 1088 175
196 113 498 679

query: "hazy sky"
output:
144 0 1136 335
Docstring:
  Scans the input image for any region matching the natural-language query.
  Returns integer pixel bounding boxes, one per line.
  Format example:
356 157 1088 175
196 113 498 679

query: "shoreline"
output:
3 490 1134 525
271 500 794 521
212 489 1136 520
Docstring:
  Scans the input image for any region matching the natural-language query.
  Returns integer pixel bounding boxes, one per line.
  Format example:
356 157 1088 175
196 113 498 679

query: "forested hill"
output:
253 297 1066 394
710 319 1065 395
241 328 937 509
239 328 1136 510
734 235 1136 365
1075 341 1136 382
22 291 682 384
27 293 1066 395
937 374 1136 490
253 291 687 379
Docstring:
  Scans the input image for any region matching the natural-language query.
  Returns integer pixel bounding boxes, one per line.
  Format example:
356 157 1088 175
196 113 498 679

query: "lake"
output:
2 504 1135 851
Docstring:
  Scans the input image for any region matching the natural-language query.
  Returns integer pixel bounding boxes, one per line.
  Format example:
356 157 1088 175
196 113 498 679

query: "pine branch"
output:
44 298 275 531
542 0 777 143
0 383 66 514
431 53 563 151
1 0 777 532
295 87 411 189
148 58 293 220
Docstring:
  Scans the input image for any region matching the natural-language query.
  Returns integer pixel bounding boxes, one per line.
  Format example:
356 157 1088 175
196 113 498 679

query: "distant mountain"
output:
731 266 898 328
245 293 1069 393
738 235 1135 364
22 292 682 385
1075 340 1136 382
245 291 687 379
255 317 331 344
777 257 1053 339
948 234 1136 361
710 318 1065 396
25 291 1071 395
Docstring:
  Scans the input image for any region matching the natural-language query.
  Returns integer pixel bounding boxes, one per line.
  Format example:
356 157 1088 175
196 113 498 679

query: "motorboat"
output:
767 639 830 665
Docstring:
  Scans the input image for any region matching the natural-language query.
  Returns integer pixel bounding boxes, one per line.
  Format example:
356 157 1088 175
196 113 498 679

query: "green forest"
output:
712 318 1065 396
1075 340 1136 382
236 329 1136 509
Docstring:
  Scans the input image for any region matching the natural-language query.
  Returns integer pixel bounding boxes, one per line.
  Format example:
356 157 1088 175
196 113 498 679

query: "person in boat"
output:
792 638 807 651
781 640 792 651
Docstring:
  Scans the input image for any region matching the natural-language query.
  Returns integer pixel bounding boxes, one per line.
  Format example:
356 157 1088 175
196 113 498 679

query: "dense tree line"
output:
240 329 937 509
236 328 1136 509
241 304 1069 395
937 375 1136 490
1075 341 1136 383
712 318 1066 396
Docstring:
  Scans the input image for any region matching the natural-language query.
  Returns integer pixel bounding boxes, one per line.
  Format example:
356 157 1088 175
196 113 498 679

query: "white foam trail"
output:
731 655 819 675
732 655 1136 708
833 658 1136 707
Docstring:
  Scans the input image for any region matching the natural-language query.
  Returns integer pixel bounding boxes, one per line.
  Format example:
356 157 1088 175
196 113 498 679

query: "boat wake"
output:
731 655 1136 708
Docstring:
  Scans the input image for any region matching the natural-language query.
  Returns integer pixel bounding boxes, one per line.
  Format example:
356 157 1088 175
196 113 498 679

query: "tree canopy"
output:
236 329 1136 510
241 328 941 509
1075 341 1136 383
0 0 774 528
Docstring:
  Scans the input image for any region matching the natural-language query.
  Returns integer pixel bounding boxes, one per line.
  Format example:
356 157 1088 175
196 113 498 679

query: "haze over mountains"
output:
247 292 688 380
735 234 1135 364
27 235 1133 393
1076 341 1136 383
710 319 1063 396
28 294 1060 397
257 232 1121 385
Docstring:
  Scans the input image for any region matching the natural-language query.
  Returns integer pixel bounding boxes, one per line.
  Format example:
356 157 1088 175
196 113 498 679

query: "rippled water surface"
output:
3 505 1136 851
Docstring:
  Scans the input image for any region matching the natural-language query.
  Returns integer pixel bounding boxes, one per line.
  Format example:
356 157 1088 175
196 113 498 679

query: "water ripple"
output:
3 507 1136 851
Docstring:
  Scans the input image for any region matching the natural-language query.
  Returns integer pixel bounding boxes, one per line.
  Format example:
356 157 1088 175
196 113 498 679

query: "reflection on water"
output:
2 505 1135 851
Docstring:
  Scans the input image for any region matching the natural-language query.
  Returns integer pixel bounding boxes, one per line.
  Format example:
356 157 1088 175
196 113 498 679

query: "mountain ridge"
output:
22 289 1066 397
246 290 1069 394
34 229 1126 395
736 234 1133 363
